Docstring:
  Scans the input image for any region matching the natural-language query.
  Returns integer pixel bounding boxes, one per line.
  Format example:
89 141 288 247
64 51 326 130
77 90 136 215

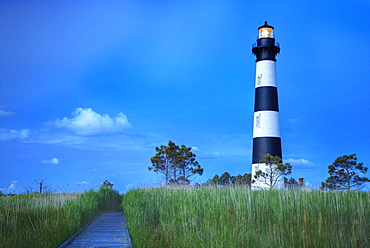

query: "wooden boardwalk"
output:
60 211 132 248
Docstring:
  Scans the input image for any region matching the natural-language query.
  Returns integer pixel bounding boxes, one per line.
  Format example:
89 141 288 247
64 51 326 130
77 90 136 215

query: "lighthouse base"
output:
251 162 284 189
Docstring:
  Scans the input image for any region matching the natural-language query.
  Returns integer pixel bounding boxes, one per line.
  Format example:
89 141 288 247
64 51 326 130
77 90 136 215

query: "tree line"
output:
149 141 369 191
203 172 251 187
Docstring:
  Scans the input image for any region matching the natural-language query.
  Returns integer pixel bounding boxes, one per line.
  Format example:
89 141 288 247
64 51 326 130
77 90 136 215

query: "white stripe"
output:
251 162 270 189
253 111 280 138
251 163 259 178
255 60 277 88
252 163 267 175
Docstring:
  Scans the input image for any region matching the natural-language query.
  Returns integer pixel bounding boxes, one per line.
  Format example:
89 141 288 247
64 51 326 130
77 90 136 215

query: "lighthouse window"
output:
256 114 261 128
259 27 274 38
257 74 262 85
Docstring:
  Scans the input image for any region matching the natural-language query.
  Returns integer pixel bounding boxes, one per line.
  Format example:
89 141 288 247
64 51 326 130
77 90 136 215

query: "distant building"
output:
285 178 311 191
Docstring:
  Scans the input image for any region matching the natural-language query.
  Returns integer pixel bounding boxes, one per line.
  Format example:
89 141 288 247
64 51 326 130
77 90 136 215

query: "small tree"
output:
253 154 292 189
175 145 203 185
149 141 176 185
101 180 114 189
219 172 232 185
325 154 369 191
149 140 203 185
206 174 221 186
35 179 45 194
232 174 252 187
284 177 298 185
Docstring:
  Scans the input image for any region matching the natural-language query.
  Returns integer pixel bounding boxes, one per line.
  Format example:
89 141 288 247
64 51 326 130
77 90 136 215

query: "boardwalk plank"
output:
61 211 132 248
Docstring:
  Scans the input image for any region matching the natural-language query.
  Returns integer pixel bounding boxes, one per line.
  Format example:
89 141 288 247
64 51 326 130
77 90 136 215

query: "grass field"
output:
0 188 122 248
122 187 370 247
2 186 369 247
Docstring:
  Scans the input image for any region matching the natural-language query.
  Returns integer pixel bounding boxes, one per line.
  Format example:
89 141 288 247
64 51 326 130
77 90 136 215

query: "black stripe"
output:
252 137 282 164
252 45 280 62
254 86 279 112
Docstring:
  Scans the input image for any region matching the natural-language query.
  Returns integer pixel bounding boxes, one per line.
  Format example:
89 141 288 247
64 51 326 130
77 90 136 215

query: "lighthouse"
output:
251 22 282 188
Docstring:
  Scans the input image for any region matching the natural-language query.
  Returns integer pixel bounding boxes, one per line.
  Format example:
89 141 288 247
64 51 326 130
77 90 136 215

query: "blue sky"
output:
1 1 370 193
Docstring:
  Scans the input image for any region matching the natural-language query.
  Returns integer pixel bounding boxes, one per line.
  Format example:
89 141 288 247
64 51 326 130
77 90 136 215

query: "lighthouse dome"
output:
258 21 274 38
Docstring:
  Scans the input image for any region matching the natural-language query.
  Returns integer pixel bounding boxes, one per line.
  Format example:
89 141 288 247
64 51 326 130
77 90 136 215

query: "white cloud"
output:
53 108 131 136
0 181 20 194
9 180 18 189
0 128 31 140
0 109 15 117
285 158 316 169
76 181 89 185
42 157 59 165
192 146 221 159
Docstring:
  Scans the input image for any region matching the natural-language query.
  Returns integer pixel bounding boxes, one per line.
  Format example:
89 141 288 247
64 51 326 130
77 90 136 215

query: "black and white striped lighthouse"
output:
251 22 282 188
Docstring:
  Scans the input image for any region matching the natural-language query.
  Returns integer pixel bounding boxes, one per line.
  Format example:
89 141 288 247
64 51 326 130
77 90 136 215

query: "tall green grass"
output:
0 188 122 248
122 187 370 247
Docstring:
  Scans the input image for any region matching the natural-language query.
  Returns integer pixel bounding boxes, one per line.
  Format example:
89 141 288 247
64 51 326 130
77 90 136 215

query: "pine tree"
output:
149 140 203 185
325 154 369 191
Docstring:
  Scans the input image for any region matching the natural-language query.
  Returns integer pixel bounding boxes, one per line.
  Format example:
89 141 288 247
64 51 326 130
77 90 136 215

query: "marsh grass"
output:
122 187 370 247
0 188 122 248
